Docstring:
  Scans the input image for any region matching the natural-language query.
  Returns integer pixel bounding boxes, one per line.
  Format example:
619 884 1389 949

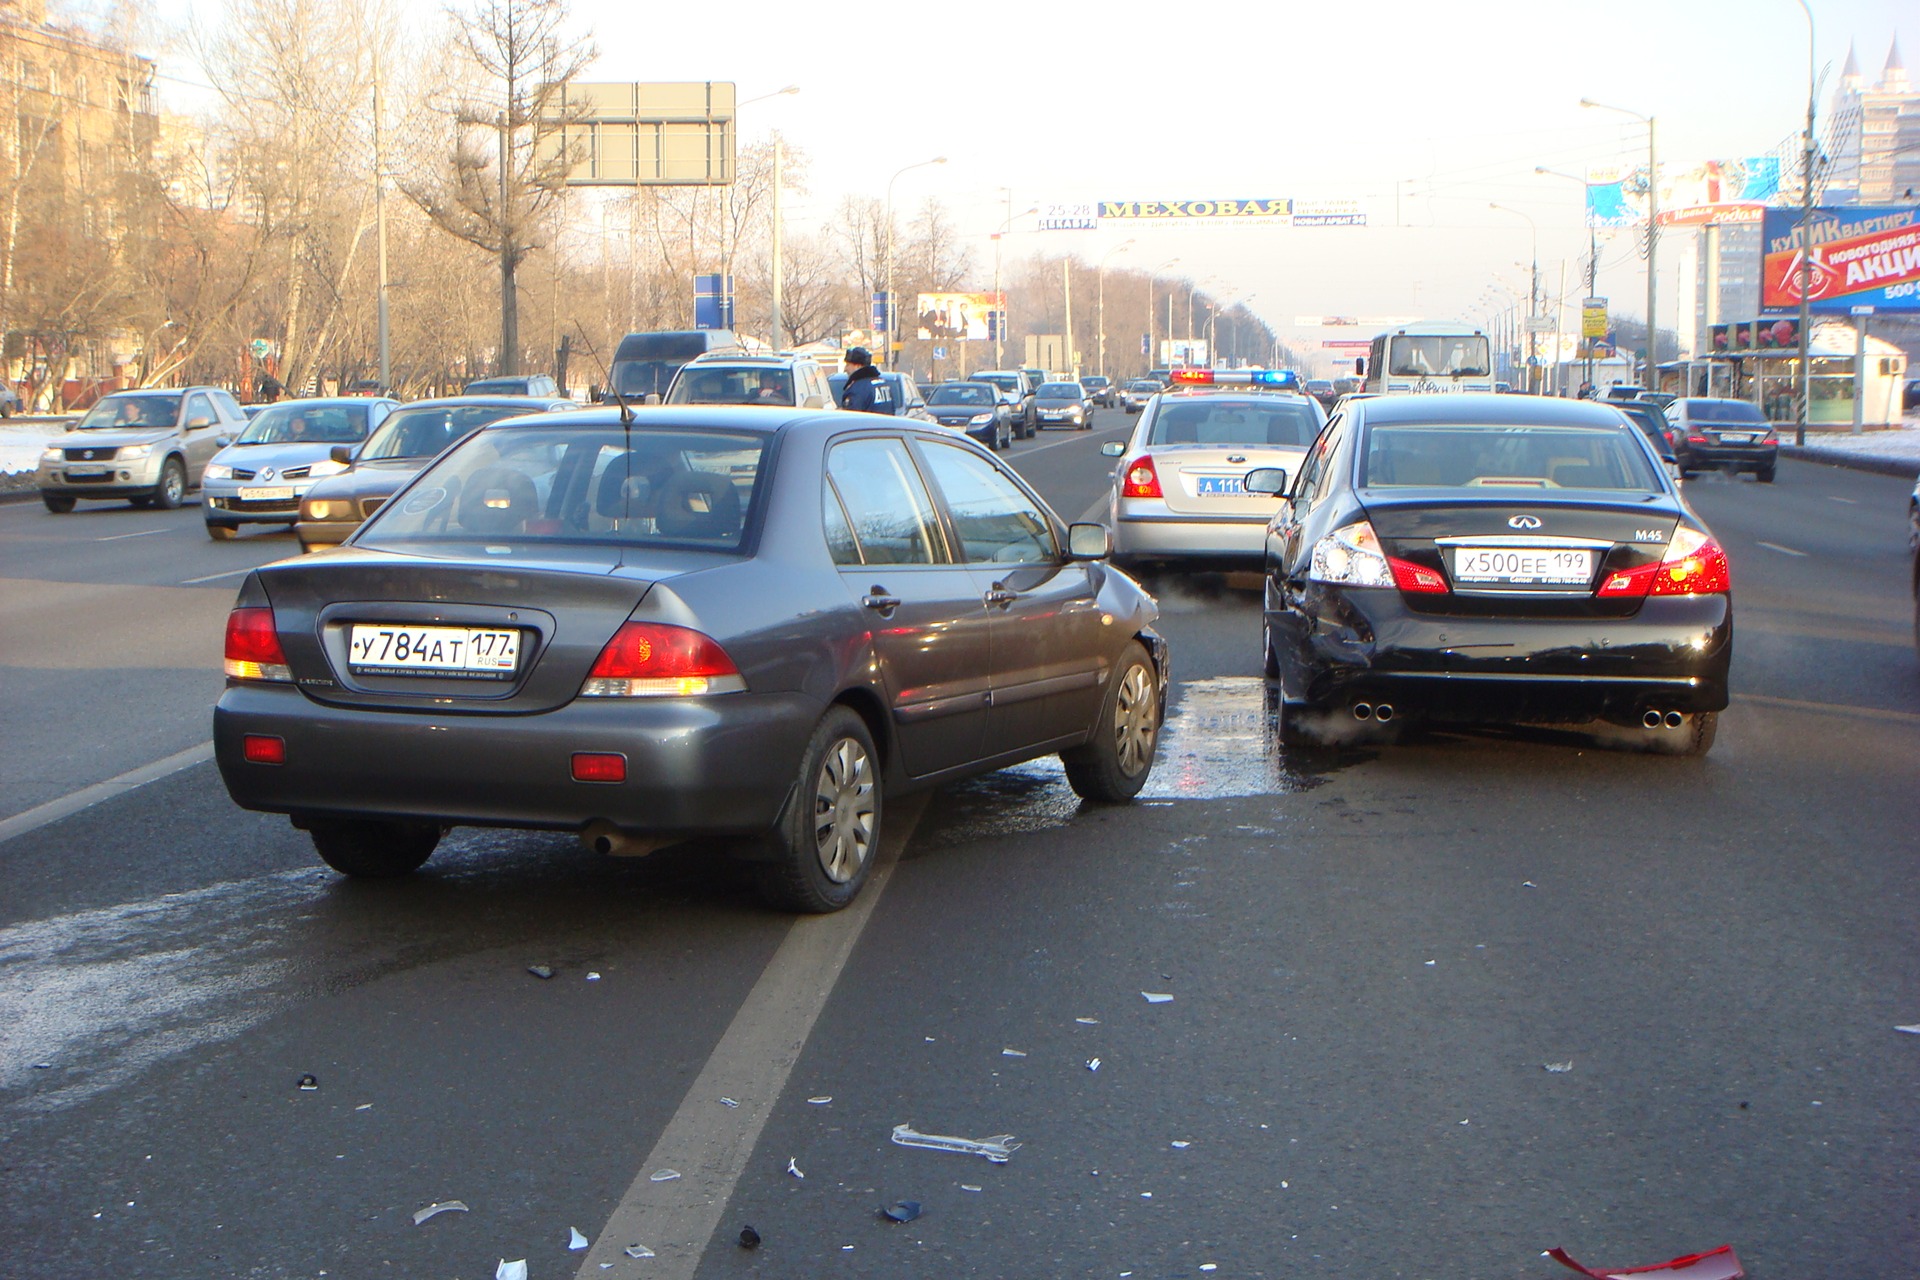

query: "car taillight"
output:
242 734 286 765
1596 528 1731 598
224 607 292 681
1307 519 1420 590
1389 556 1450 594
1687 435 1709 445
580 622 746 697
1121 455 1162 498
571 752 627 783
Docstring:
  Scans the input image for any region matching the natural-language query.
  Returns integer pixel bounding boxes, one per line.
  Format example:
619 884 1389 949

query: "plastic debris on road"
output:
738 1226 761 1250
527 965 554 980
1001 1048 1028 1057
881 1200 922 1223
624 1243 656 1259
411 1201 469 1225
1545 1243 1744 1279
719 1097 740 1108
648 1169 681 1182
1087 1058 1102 1072
496 1261 527 1280
890 1122 1021 1163
1141 992 1174 1003
1201 1266 1218 1273
1545 1061 1574 1073
960 1184 982 1192
296 1074 319 1091
569 1227 589 1251
786 1157 805 1179
1171 1140 1191 1149
1896 1024 1920 1035
807 1096 833 1105
586 972 601 981
1075 1017 1099 1025
354 1103 372 1111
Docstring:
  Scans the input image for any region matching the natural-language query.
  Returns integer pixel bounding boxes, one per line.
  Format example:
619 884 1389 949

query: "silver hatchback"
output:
202 398 397 539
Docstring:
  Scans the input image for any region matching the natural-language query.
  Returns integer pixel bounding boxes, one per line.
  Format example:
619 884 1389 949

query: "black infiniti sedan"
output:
1251 394 1731 754
216 406 1168 911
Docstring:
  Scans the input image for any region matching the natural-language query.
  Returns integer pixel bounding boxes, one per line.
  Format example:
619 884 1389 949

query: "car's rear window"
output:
929 385 995 406
669 367 793 406
1037 383 1083 397
358 426 767 553
1148 399 1320 448
1686 399 1766 424
1361 424 1662 491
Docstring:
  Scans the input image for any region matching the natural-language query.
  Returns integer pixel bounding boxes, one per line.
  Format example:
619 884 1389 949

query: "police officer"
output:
840 347 888 414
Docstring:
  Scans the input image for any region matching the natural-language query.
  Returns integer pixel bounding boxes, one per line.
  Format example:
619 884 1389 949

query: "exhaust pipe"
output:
1664 710 1685 729
1373 703 1395 723
1352 702 1374 721
1642 710 1665 729
581 820 674 858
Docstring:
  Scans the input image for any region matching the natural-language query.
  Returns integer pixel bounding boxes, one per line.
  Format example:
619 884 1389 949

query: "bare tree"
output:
402 0 593 374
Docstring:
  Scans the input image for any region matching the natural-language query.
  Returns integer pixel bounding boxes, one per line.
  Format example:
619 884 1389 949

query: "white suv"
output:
38 387 250 512
663 354 834 408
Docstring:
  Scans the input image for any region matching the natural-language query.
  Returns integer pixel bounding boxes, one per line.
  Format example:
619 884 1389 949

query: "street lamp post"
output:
743 85 800 346
1147 258 1178 374
1792 0 1816 445
1096 239 1134 379
1581 98 1657 391
1489 203 1540 393
990 197 1038 370
884 156 947 369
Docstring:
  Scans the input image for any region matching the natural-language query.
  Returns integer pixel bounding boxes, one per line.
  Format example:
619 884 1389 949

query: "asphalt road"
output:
1 415 1915 1279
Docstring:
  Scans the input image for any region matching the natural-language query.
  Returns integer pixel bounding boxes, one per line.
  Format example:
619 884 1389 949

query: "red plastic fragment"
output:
1545 1244 1744 1280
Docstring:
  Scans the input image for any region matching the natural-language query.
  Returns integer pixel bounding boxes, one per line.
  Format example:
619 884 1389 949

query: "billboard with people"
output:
915 293 1001 341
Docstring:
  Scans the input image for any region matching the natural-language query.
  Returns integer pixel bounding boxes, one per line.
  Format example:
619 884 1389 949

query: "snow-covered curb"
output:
1778 418 1920 479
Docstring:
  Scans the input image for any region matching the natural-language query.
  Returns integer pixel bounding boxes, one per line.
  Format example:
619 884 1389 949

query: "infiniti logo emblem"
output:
1509 514 1543 529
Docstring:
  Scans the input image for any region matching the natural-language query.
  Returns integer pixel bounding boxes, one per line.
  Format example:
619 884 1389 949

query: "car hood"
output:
52 428 175 449
302 457 430 502
211 441 354 473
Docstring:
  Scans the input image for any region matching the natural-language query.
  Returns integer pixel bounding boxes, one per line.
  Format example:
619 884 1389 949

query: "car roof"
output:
1356 393 1636 428
396 395 573 409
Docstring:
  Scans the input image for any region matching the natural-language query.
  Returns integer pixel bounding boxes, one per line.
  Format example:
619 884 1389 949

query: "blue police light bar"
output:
1168 368 1300 388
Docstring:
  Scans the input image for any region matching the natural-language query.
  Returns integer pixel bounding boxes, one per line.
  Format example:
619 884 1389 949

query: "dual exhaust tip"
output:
1643 709 1687 729
1351 702 1395 723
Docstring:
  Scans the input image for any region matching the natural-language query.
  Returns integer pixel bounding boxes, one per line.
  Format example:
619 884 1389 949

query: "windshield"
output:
1148 399 1322 448
929 385 995 406
1387 335 1491 378
1037 383 1084 398
1084 377 1109 387
1361 424 1662 490
463 379 529 396
1687 400 1766 424
362 404 533 461
357 426 766 553
668 367 793 406
1128 381 1160 392
235 403 369 445
77 395 178 430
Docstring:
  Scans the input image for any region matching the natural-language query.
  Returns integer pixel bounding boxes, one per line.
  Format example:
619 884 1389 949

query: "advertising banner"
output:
1585 157 1781 229
1581 298 1608 339
1291 198 1367 227
915 293 1001 340
1760 205 1920 314
693 273 734 330
1037 202 1097 231
1100 199 1290 220
1320 340 1371 349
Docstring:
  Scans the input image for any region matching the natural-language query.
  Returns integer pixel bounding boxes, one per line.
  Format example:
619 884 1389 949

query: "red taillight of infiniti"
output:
1597 529 1731 599
1121 455 1163 498
571 752 627 783
1389 556 1450 594
580 622 746 697
224 607 292 681
242 734 286 765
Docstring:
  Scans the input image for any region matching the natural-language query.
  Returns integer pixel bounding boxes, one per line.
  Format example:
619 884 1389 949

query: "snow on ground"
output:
0 420 68 475
1784 412 1920 468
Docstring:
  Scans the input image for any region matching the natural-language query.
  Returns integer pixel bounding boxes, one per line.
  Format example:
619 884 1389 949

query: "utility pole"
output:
372 53 390 391
770 139 783 346
496 110 515 376
1793 0 1816 445
1062 259 1074 378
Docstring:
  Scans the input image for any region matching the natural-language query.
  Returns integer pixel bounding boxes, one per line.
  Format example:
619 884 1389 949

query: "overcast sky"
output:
161 0 1910 348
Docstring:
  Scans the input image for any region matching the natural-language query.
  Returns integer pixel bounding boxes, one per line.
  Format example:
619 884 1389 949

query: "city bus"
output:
1361 322 1495 395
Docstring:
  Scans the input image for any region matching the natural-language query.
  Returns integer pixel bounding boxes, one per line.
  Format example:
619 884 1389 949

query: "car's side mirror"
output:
1244 467 1289 496
1100 440 1126 457
330 445 354 465
187 416 214 429
214 435 232 447
1065 522 1112 560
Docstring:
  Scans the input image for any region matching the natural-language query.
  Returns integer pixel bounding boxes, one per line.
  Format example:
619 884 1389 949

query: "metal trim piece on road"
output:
577 792 927 1279
0 741 215 846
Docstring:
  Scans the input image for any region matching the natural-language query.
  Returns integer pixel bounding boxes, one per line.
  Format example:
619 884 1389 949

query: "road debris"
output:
1545 1061 1574 1073
890 1122 1020 1162
495 1261 527 1280
648 1169 681 1182
1141 992 1174 1003
1087 1057 1102 1072
738 1226 761 1250
354 1103 372 1111
1201 1266 1218 1273
719 1097 740 1108
624 1243 656 1259
1523 881 1537 888
1075 1017 1100 1025
411 1201 469 1225
960 1184 982 1192
1424 960 1436 967
1544 1243 1744 1279
1001 1048 1028 1057
586 972 601 981
296 1074 318 1091
786 1157 805 1179
527 965 554 980
1896 1024 1920 1035
881 1200 923 1223
1171 1140 1191 1149
569 1227 589 1251
807 1096 833 1105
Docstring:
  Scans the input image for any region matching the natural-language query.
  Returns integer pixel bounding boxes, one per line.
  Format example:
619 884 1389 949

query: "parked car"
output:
969 370 1038 437
1120 379 1161 415
464 374 559 397
37 386 250 512
1081 375 1116 408
1033 380 1095 430
668 354 833 408
1102 380 1325 572
203 397 399 540
826 370 934 421
214 408 1168 912
924 380 1013 449
1255 393 1728 754
1662 397 1778 481
295 396 572 550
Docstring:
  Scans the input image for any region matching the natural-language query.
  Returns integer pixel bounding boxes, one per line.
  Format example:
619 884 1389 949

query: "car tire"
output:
756 706 881 914
308 818 442 877
207 521 239 540
42 492 75 513
1756 466 1776 483
1061 641 1161 802
152 457 186 510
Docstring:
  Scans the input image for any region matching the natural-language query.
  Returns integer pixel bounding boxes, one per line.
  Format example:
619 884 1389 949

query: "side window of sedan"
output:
825 437 946 565
1293 416 1338 502
1313 421 1350 503
915 441 1057 564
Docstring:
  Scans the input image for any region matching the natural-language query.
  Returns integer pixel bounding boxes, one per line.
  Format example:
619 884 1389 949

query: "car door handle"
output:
861 590 901 614
983 588 1018 608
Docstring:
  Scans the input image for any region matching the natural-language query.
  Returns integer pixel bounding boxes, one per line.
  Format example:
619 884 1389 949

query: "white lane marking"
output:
1737 693 1920 727
0 742 215 846
1756 541 1808 557
1826 496 1857 504
95 528 170 542
179 567 256 585
577 794 927 1279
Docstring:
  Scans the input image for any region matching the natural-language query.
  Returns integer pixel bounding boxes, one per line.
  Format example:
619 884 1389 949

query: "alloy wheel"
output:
1112 663 1158 775
812 736 875 884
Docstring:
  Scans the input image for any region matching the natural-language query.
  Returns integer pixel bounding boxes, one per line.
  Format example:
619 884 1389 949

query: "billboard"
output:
1291 198 1367 227
1038 202 1097 231
1581 297 1608 339
1585 157 1781 229
915 293 1002 341
1100 199 1290 220
1761 205 1920 314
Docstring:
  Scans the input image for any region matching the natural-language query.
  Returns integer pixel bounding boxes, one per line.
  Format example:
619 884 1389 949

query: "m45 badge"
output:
1635 529 1666 543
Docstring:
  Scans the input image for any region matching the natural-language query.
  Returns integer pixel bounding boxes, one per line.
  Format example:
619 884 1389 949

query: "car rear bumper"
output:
1270 584 1732 721
215 683 821 835
1681 444 1776 470
295 519 358 547
1111 501 1267 564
